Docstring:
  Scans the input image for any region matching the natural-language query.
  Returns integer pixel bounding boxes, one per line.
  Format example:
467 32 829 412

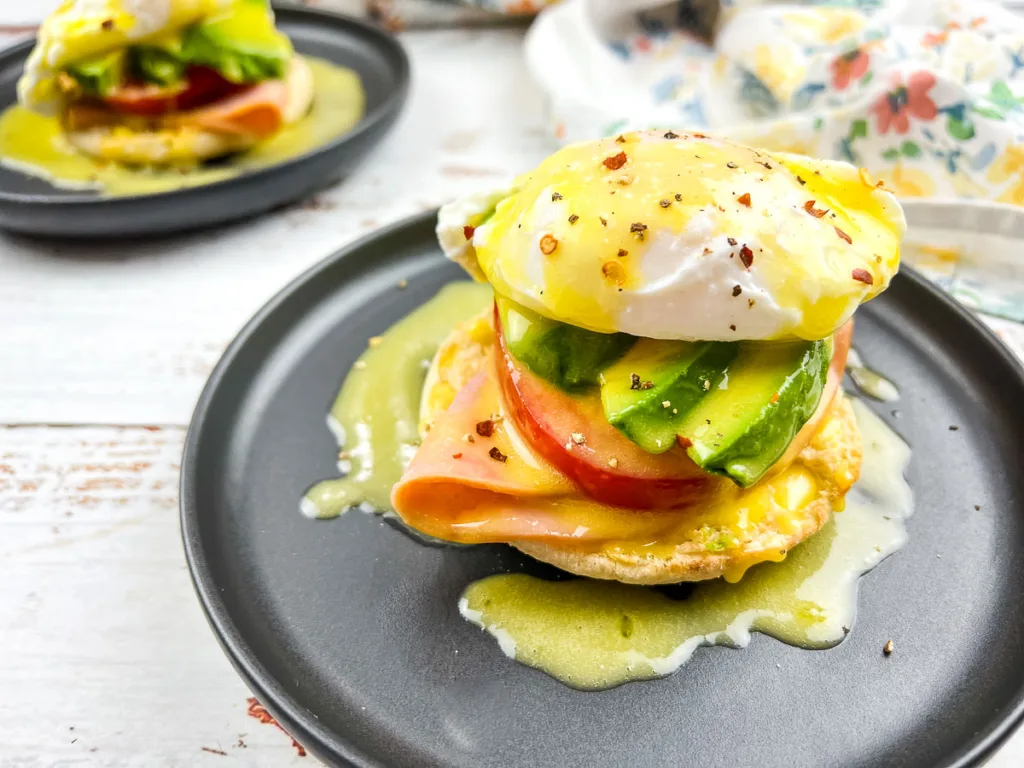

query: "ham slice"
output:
391 356 714 545
172 78 288 138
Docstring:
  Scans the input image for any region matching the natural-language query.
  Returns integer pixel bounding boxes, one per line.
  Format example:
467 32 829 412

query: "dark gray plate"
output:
181 212 1024 768
0 6 408 238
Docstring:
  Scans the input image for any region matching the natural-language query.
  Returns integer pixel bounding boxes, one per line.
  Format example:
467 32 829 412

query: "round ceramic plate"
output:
0 6 408 238
181 211 1024 768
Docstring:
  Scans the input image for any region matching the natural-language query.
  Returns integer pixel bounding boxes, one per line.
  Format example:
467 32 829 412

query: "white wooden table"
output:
0 15 1022 767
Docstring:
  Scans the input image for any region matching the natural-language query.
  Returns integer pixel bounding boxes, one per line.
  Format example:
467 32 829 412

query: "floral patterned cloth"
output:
525 0 1024 323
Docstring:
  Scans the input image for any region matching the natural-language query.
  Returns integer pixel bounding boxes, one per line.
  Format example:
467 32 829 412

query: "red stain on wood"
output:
246 698 307 757
76 476 142 492
68 462 153 474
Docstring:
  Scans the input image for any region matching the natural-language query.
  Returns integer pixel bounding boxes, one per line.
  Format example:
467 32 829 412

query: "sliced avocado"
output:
600 339 739 454
677 339 831 487
497 297 635 391
130 35 187 86
64 50 126 96
181 0 293 83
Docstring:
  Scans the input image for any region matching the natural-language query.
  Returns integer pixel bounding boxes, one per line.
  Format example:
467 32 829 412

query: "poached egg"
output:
438 130 905 341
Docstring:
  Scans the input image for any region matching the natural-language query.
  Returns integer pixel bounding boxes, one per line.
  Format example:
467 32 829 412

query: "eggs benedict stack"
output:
393 131 905 584
18 0 313 166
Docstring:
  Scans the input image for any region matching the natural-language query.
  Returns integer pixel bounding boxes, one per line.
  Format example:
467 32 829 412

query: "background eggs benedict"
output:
393 131 905 584
19 0 314 165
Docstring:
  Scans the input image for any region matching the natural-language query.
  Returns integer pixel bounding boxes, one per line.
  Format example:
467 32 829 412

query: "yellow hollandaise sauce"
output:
304 285 911 690
0 57 364 198
302 282 493 519
846 348 900 402
460 400 912 690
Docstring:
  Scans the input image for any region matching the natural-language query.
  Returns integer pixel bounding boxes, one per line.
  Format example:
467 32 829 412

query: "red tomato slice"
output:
494 304 710 509
101 67 242 116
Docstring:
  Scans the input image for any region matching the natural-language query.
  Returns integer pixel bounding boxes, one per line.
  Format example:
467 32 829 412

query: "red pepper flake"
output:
659 199 671 208
568 214 579 224
539 234 558 255
693 132 708 139
640 380 654 390
489 447 508 463
678 436 693 449
729 324 737 331
726 161 738 169
629 222 648 239
737 192 751 207
603 152 628 170
101 18 115 30
452 452 463 459
852 268 874 285
835 227 853 244
702 247 712 255
674 193 682 201
739 245 754 268
463 225 475 240
551 191 563 201
664 131 680 139
732 285 742 297
247 698 306 757
770 392 780 404
602 260 626 285
727 237 737 246
617 248 628 257
803 200 828 218
599 216 608 227
476 419 495 437
615 134 626 144
797 175 807 185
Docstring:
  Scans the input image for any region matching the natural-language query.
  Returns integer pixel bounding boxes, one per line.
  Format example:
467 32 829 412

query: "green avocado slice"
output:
677 339 831 487
130 37 187 86
180 0 293 83
600 339 739 454
64 50 126 96
496 296 635 392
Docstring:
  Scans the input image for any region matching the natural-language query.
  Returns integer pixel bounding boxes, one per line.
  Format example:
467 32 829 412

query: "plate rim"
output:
179 209 1024 768
0 4 410 207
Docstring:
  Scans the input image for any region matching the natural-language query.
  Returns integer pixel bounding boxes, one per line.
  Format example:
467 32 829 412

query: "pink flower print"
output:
830 48 870 91
871 71 937 135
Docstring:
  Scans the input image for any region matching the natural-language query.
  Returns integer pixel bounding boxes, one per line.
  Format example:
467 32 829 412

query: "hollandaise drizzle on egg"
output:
441 131 905 342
